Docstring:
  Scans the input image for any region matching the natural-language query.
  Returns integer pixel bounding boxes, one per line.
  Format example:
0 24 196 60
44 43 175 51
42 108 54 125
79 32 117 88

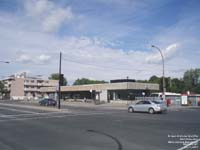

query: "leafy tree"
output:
48 73 67 86
136 80 148 83
148 76 163 90
73 78 107 85
0 81 5 99
169 78 184 93
183 68 200 93
0 81 4 93
149 75 160 83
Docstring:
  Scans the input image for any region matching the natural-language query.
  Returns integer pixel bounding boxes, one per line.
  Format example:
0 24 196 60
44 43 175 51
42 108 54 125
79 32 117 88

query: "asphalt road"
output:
0 102 199 150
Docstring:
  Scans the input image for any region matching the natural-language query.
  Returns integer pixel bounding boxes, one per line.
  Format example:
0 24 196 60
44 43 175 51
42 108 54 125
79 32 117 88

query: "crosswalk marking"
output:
0 106 39 114
0 111 117 122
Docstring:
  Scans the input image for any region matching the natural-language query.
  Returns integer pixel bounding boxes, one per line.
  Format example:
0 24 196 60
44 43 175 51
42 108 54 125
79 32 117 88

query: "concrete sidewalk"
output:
60 101 128 110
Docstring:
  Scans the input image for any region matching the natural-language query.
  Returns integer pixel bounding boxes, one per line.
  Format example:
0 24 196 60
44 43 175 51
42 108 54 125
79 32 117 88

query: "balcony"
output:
24 88 40 92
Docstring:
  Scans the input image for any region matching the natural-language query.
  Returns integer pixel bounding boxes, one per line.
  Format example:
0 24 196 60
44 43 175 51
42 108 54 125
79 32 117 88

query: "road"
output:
0 101 199 150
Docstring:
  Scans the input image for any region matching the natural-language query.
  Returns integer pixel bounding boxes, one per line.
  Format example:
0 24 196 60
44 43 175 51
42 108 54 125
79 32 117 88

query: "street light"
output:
151 45 166 101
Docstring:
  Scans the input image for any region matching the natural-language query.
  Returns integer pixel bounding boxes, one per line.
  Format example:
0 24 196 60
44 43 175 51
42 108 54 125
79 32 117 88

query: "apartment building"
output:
2 73 58 100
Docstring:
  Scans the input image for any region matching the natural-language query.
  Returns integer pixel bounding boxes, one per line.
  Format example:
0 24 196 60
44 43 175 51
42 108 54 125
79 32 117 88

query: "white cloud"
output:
16 53 51 64
163 43 178 57
0 11 195 82
16 53 32 63
145 43 179 63
14 70 31 76
24 0 74 32
36 54 51 63
42 7 73 32
1 1 200 83
25 0 52 16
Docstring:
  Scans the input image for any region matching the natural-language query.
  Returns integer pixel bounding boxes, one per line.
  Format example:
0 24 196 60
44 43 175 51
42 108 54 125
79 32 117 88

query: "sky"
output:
0 0 200 84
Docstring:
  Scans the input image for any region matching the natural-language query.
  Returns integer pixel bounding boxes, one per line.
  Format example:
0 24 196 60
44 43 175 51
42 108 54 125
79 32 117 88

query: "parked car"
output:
39 98 57 106
128 100 167 114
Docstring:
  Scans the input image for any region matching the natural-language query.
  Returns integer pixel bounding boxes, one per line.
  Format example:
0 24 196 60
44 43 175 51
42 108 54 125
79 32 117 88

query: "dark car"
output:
39 98 57 106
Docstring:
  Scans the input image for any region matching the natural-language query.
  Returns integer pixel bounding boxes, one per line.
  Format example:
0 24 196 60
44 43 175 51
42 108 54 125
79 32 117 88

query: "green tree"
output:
0 81 5 98
148 76 172 92
48 73 67 86
149 75 160 84
169 78 184 93
73 78 107 85
0 81 4 93
183 68 200 93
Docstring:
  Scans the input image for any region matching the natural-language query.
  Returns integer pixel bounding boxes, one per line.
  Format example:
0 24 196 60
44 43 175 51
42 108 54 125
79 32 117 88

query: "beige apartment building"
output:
2 73 58 100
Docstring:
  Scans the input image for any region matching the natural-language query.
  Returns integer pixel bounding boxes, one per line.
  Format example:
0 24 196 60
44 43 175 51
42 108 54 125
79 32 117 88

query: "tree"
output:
73 78 107 85
169 78 184 93
0 81 4 93
48 73 67 86
149 75 160 84
0 81 5 99
183 68 200 93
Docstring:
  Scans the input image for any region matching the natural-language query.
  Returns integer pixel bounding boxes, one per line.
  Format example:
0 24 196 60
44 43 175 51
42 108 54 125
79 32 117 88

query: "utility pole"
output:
126 76 129 100
58 52 62 109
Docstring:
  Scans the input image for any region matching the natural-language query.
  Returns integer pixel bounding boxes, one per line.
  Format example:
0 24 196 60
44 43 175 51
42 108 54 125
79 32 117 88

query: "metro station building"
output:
41 79 159 103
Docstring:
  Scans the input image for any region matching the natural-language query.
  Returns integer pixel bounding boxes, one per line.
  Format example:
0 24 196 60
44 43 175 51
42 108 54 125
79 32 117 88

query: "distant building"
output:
1 72 58 100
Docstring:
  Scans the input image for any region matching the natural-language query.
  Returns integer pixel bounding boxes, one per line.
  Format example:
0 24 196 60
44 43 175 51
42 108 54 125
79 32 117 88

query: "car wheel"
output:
148 108 155 114
128 107 134 113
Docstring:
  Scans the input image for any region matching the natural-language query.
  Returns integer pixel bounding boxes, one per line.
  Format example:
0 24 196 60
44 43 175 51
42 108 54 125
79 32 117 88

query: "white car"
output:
128 100 167 114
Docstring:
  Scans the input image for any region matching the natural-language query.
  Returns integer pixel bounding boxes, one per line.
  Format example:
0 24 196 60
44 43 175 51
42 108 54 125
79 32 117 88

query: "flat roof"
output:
41 82 159 93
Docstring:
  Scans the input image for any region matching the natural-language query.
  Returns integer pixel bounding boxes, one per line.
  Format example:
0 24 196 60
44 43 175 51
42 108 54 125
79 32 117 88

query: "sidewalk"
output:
61 101 128 110
167 105 200 111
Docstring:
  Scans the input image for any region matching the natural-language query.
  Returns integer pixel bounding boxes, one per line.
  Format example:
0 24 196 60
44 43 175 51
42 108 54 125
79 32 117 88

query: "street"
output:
0 101 199 150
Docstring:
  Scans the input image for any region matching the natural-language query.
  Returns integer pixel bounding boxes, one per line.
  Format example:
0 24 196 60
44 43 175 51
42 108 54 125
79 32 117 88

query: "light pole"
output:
151 45 166 101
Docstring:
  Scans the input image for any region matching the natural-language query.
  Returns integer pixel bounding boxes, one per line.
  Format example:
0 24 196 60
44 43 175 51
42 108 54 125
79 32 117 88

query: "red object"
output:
166 99 171 107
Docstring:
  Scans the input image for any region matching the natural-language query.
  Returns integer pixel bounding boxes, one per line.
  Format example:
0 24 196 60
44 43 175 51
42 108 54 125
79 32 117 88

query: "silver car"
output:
128 100 167 114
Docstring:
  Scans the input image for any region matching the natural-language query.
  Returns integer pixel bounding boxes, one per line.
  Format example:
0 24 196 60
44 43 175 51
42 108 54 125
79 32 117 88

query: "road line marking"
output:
0 112 117 122
0 107 38 114
0 111 70 118
0 103 60 112
177 139 200 150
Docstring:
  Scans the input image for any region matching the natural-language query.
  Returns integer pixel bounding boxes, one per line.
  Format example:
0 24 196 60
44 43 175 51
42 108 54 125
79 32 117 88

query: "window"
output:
136 101 145 105
143 101 151 104
152 101 161 104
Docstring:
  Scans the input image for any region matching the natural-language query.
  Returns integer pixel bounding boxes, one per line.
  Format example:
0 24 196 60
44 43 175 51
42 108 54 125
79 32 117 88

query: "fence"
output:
135 96 181 106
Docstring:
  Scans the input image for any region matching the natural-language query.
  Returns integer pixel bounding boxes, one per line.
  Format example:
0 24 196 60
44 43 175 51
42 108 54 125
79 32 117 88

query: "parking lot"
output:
0 101 199 150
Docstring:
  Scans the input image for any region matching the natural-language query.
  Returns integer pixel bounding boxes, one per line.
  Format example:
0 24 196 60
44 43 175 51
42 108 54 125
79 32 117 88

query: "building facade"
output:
41 81 159 102
2 73 58 100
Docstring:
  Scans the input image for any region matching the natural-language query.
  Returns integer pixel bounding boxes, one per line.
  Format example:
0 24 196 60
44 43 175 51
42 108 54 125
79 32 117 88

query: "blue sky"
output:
0 0 200 84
